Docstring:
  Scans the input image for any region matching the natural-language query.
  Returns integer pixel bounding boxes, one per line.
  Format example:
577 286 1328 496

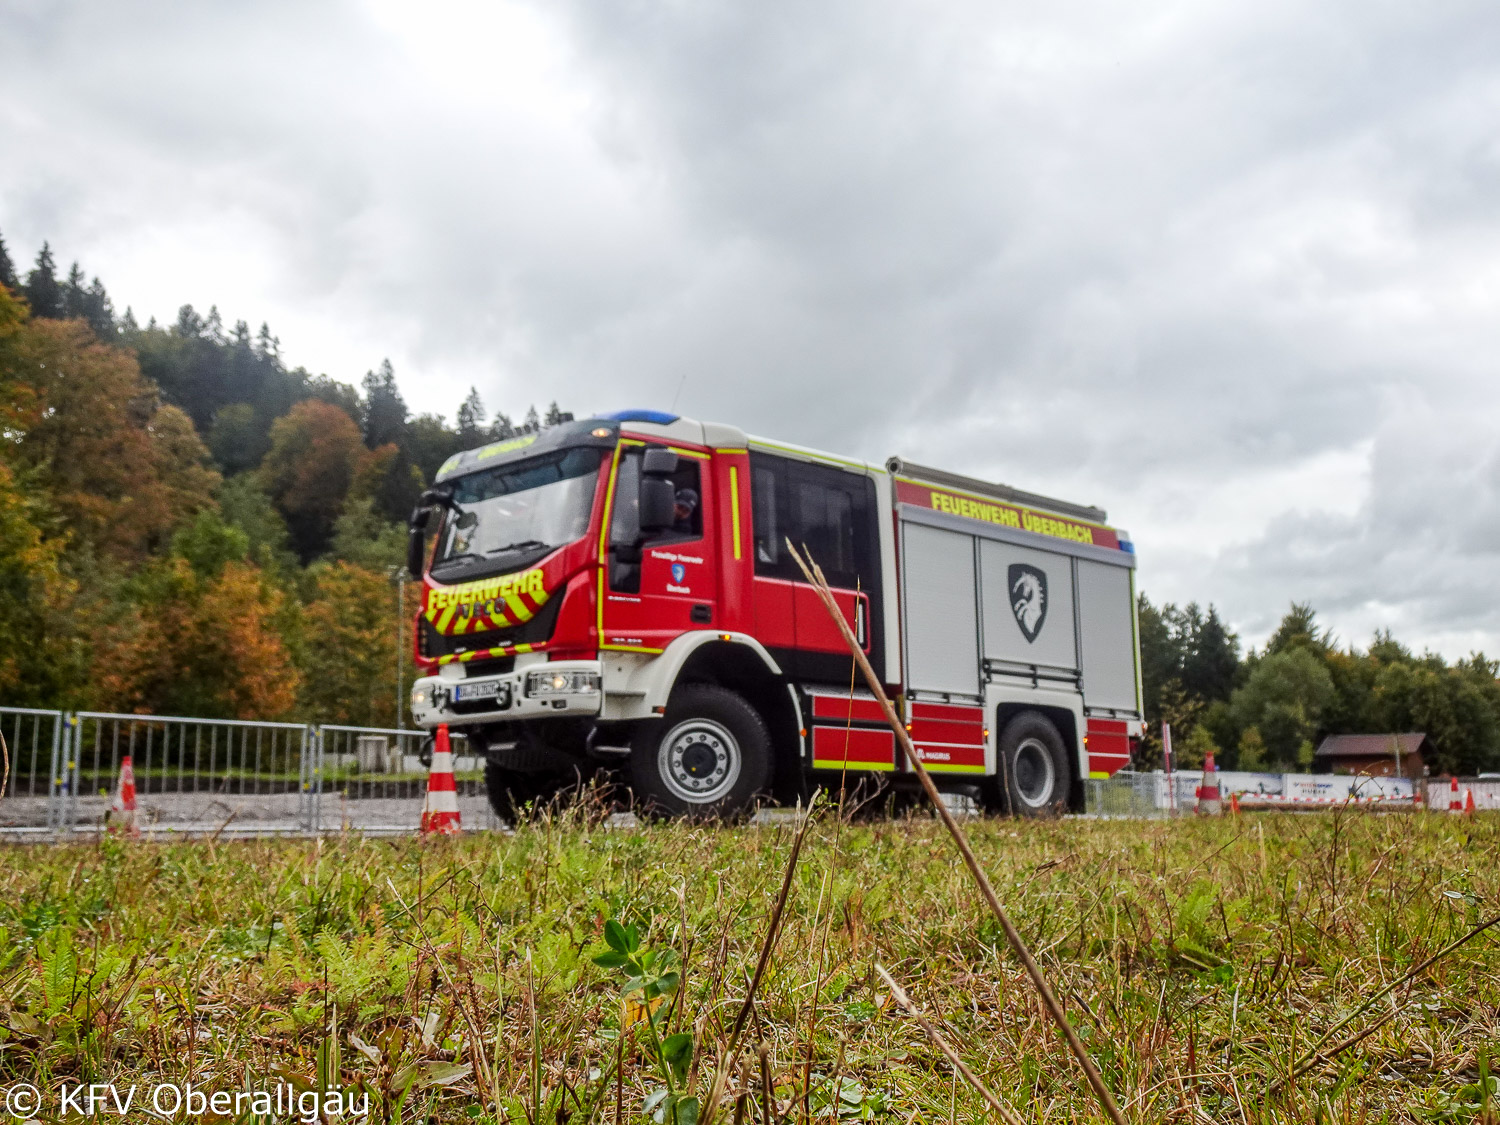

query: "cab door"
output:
601 443 718 652
748 452 882 682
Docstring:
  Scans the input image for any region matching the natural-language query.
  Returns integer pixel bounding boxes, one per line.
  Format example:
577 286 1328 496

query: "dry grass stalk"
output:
786 540 1128 1125
1266 908 1500 1098
874 962 1025 1125
699 791 822 1125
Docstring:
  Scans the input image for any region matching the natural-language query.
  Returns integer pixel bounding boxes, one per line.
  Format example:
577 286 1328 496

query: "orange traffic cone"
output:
108 755 140 839
1196 752 1222 816
1229 790 1241 816
1464 787 1477 817
1448 776 1463 813
420 725 461 836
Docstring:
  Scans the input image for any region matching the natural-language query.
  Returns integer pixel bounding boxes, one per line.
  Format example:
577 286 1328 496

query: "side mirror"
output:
420 487 456 510
642 448 679 476
639 477 676 533
407 507 430 578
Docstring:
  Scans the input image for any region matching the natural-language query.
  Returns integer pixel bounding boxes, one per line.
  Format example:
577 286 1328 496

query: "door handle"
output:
855 599 867 646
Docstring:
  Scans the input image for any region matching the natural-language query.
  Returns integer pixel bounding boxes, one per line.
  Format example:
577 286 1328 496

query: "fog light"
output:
525 669 601 697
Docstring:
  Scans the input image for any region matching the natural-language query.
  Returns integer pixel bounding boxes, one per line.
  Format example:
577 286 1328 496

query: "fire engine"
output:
407 410 1144 818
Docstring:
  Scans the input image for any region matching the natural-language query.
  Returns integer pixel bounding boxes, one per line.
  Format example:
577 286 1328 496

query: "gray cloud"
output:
4 0 1500 655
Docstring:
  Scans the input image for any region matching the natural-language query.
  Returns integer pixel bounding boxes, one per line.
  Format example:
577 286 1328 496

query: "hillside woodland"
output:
0 233 563 727
1 232 1497 771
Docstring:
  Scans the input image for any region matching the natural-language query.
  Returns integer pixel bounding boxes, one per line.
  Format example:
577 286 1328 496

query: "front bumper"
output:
409 660 604 729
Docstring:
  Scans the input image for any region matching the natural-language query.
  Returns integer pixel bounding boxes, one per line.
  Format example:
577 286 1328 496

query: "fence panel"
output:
1084 772 1200 818
0 707 66 835
1425 777 1500 810
313 726 501 833
60 713 312 837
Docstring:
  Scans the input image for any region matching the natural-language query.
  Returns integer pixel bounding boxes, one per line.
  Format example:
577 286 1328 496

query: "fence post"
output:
299 725 324 835
313 725 324 835
50 714 79 838
44 713 62 837
299 725 311 833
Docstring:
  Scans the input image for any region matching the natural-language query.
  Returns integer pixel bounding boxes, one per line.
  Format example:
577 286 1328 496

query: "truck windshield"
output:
431 447 601 578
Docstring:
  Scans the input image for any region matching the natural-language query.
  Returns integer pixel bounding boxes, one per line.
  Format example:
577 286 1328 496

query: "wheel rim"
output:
658 718 741 804
1013 737 1056 807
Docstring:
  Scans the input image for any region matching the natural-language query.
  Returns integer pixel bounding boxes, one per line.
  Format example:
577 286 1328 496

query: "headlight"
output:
411 687 429 707
525 669 601 697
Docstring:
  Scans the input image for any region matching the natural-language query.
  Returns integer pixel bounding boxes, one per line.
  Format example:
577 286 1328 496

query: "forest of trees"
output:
2 230 1499 770
0 231 567 727
1138 599 1500 776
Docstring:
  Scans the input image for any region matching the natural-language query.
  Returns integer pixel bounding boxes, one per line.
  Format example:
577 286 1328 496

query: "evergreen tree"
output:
62 263 88 319
361 359 408 450
544 401 571 426
24 243 62 318
491 411 517 440
82 278 115 338
1265 602 1332 657
175 303 206 337
0 229 18 292
1181 605 1240 702
255 322 279 361
406 413 463 486
456 387 487 446
522 404 540 433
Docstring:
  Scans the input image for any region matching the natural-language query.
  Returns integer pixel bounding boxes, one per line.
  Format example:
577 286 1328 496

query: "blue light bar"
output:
597 409 680 425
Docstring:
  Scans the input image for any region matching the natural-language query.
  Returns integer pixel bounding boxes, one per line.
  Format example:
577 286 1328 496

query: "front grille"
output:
464 656 516 677
419 597 562 659
451 695 512 715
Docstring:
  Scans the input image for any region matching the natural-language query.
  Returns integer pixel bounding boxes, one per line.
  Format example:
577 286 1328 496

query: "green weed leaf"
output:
604 919 630 953
662 1032 693 1084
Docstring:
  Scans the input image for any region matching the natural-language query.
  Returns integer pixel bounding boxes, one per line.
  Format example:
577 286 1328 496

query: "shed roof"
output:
1315 733 1431 758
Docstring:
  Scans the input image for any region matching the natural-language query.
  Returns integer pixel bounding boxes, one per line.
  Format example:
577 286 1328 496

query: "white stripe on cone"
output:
420 727 462 835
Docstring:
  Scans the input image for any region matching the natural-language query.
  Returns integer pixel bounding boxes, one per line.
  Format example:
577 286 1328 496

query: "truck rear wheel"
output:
988 711 1070 817
630 684 771 818
484 762 572 824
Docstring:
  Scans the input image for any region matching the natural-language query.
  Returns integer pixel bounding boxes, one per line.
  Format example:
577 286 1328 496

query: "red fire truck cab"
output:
407 410 1144 818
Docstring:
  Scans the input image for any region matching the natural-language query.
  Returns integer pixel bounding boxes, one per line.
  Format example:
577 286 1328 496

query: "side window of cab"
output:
608 447 703 592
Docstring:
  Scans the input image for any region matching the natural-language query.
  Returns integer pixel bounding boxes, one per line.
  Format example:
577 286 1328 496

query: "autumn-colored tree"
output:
297 561 409 727
0 461 82 707
0 284 39 440
92 555 300 720
257 400 371 560
0 317 219 559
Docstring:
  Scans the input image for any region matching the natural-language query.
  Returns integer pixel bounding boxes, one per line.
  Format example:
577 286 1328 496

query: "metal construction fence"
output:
1085 769 1499 817
312 725 500 834
0 706 501 840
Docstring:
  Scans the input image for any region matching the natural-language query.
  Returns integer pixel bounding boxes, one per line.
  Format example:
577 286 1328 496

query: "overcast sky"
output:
4 0 1500 657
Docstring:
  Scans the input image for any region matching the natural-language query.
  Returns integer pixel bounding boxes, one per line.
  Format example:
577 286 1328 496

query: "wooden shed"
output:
1313 733 1431 778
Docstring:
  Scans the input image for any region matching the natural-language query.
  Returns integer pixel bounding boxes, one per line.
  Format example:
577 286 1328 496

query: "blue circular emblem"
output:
671 563 686 583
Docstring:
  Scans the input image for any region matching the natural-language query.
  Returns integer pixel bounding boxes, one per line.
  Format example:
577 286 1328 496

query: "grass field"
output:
1 807 1496 1123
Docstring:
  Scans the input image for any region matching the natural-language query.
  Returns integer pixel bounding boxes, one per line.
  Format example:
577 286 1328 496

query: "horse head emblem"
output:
1008 563 1048 643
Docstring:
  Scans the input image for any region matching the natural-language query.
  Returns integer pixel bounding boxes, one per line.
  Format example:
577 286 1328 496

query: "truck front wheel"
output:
988 711 1071 817
484 762 575 824
630 685 772 818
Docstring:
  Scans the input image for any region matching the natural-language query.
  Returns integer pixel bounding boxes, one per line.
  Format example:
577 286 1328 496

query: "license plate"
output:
454 680 507 703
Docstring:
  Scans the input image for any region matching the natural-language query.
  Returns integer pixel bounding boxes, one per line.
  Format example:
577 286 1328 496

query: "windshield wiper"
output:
434 552 484 566
486 540 549 555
